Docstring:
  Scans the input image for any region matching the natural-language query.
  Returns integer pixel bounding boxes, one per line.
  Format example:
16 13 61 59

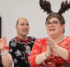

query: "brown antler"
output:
69 1 70 8
58 0 70 15
39 0 52 14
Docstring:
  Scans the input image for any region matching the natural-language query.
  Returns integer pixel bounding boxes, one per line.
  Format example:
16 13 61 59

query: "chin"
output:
48 33 55 36
22 33 29 36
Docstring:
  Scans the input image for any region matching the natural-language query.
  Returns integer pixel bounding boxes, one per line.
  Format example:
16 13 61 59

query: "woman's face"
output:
16 18 29 36
46 17 65 36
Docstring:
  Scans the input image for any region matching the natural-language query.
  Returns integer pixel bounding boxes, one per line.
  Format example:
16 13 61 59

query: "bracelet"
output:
0 50 8 56
45 51 49 58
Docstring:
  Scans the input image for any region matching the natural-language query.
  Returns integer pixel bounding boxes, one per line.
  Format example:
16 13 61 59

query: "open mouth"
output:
23 29 28 32
49 29 55 31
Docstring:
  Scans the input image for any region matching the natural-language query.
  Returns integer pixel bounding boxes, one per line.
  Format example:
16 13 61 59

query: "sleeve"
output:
9 40 25 67
66 40 70 63
66 50 70 62
9 40 18 66
28 39 42 67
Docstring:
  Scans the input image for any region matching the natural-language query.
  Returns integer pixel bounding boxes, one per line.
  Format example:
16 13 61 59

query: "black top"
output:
9 36 36 67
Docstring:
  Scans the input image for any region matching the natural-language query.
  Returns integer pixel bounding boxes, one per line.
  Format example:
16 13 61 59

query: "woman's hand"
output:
47 37 57 51
0 36 7 50
46 45 52 57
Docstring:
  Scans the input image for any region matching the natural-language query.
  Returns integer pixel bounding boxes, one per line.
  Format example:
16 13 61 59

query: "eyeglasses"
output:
45 21 58 27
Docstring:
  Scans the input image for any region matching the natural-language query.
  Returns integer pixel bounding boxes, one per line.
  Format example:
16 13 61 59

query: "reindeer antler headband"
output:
39 0 70 15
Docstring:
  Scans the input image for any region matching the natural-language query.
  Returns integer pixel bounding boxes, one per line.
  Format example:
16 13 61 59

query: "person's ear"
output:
15 25 18 31
62 24 65 29
62 24 65 33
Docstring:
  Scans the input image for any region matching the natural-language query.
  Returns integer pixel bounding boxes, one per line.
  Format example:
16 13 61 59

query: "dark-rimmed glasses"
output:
45 21 59 27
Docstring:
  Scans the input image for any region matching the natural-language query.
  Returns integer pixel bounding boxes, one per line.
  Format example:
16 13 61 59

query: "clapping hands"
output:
46 37 57 57
47 37 56 50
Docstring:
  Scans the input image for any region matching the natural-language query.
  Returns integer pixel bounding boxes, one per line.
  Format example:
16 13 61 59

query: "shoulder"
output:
63 36 70 46
9 37 18 45
35 37 47 44
9 37 18 42
65 36 70 42
28 36 36 41
29 36 47 41
37 37 47 41
33 37 48 48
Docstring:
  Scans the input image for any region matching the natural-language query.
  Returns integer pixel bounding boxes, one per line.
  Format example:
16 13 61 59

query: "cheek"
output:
46 27 47 31
19 26 24 30
46 27 49 33
56 25 63 31
17 27 23 31
46 27 49 31
28 27 29 29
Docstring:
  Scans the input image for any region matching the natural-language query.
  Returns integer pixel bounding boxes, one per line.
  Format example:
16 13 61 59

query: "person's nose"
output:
49 23 53 26
24 25 28 28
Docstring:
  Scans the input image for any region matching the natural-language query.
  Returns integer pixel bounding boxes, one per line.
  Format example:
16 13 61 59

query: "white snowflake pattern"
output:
15 50 22 57
11 42 17 47
9 49 13 52
14 59 18 64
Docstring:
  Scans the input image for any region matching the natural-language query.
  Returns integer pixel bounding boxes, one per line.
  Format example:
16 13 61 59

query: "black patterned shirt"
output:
9 36 36 67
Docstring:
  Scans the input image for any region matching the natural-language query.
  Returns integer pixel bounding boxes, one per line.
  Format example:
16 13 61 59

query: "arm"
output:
36 45 52 64
9 40 18 67
0 36 13 67
48 37 70 61
52 45 68 60
28 39 52 66
1 49 13 67
9 39 29 67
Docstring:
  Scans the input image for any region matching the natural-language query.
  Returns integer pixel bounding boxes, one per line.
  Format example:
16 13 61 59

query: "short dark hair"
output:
46 13 65 33
46 13 65 25
16 20 18 25
16 18 20 25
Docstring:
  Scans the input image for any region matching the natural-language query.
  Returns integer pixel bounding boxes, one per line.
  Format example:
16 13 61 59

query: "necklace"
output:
57 35 65 46
51 35 65 56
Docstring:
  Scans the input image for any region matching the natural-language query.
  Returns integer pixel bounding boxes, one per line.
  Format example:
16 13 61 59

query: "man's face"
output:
16 18 29 36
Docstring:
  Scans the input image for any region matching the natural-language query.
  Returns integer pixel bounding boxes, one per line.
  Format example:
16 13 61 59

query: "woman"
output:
0 36 13 67
9 17 36 67
28 0 70 67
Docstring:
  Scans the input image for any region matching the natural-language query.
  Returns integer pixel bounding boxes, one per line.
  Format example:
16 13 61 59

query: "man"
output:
9 17 36 67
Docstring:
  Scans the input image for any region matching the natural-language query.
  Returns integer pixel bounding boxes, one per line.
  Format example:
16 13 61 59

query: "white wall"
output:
0 0 70 46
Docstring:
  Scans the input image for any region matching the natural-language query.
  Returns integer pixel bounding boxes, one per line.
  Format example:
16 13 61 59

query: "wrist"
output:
45 51 50 58
1 48 7 54
0 49 8 56
52 45 58 52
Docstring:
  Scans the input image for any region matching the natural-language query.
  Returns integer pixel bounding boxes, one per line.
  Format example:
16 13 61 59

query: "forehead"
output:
47 17 60 22
18 18 29 24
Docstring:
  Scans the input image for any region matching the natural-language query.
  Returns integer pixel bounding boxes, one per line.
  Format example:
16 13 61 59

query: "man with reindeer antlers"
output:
28 0 70 67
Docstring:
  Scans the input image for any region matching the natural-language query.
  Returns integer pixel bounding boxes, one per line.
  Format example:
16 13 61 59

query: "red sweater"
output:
28 36 70 67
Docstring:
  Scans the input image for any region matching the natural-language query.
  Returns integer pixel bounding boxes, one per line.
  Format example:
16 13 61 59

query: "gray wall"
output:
0 0 70 45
